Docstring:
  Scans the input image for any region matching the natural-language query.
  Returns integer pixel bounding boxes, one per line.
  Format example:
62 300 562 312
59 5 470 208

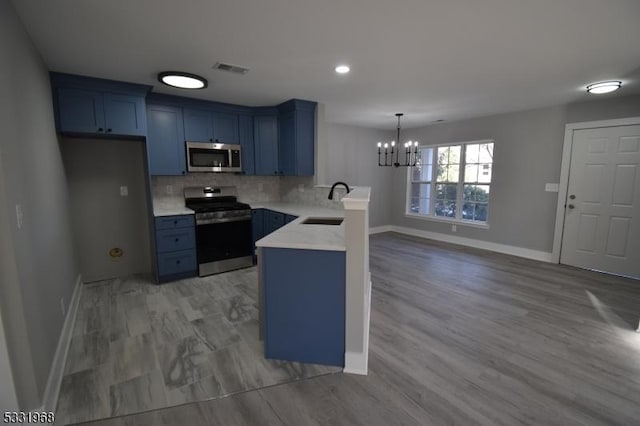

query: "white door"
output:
560 125 640 278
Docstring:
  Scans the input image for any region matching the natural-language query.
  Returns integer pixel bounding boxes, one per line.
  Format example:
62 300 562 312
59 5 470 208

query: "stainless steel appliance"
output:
186 142 242 173
184 186 253 276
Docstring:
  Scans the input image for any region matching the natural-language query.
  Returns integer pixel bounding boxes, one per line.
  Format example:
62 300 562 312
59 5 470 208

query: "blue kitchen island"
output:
261 247 346 367
255 187 372 374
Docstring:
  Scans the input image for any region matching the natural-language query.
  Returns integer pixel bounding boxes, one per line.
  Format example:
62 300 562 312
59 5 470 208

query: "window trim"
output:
405 139 494 226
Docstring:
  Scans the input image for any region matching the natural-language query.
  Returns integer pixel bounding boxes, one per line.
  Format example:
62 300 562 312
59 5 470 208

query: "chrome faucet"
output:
328 182 350 200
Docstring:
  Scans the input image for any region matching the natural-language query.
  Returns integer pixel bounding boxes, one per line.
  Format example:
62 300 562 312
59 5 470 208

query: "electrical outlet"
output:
60 298 66 316
15 204 23 229
166 185 173 195
451 224 457 232
119 186 128 197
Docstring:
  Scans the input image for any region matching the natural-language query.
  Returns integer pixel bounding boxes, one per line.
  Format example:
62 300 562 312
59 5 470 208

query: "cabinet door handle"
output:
175 238 179 242
176 260 181 264
107 128 112 133
209 138 213 142
98 127 104 132
174 220 178 224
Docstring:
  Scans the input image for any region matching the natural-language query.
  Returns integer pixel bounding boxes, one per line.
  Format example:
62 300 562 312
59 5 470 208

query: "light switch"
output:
120 186 129 197
15 204 23 229
545 183 559 192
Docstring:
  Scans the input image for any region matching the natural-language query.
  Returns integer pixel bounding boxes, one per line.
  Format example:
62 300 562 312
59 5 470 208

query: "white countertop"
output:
152 197 345 251
153 196 194 216
254 203 345 251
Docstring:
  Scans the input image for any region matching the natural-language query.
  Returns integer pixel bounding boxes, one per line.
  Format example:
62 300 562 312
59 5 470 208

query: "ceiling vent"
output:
213 62 250 75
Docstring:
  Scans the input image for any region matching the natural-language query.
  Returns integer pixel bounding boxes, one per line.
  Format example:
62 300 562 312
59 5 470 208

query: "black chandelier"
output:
377 113 419 167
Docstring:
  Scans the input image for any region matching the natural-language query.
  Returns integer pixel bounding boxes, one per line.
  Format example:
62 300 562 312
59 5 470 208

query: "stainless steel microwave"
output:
186 142 242 173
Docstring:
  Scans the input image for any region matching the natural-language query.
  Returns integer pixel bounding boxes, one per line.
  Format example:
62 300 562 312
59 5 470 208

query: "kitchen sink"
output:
301 217 344 225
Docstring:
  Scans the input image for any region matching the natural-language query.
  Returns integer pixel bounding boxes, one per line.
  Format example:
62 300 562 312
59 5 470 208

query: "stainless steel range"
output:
184 186 253 276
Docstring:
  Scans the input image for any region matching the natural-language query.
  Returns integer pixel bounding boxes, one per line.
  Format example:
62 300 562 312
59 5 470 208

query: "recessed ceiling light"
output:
335 65 350 74
158 71 208 89
586 81 621 94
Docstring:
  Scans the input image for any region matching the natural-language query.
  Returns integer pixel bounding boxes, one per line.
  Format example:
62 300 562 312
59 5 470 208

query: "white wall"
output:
0 0 79 409
322 123 394 227
63 138 151 282
390 94 640 253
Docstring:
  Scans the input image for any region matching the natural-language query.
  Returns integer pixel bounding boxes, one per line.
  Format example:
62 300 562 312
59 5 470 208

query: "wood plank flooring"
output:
75 232 640 425
55 268 339 425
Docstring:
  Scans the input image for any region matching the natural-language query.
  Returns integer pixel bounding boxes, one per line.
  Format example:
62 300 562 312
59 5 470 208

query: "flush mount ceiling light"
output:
158 71 208 89
335 65 350 74
586 81 621 94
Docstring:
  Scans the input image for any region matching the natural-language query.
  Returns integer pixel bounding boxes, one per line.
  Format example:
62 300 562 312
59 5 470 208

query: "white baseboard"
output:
344 351 368 375
368 225 392 235
390 225 554 262
41 274 83 413
370 224 553 262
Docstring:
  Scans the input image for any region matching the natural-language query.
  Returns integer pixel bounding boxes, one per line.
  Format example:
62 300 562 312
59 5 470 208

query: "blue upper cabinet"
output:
183 108 213 142
254 111 279 176
146 104 186 176
213 112 239 143
239 114 255 175
57 88 105 134
51 73 151 138
277 100 316 176
103 93 147 136
278 111 296 176
184 109 239 144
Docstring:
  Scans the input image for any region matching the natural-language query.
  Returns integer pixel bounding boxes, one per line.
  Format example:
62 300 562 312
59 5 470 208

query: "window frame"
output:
405 139 494 229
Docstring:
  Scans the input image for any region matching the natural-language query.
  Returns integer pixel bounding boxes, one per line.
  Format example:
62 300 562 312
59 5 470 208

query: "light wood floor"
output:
80 232 640 425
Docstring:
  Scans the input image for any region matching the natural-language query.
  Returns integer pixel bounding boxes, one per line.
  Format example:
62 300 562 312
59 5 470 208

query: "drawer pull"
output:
175 238 179 242
176 260 181 264
173 220 178 224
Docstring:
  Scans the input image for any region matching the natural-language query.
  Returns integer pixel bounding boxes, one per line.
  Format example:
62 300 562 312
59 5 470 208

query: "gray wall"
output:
324 123 393 227
391 94 640 253
0 0 79 409
63 138 151 282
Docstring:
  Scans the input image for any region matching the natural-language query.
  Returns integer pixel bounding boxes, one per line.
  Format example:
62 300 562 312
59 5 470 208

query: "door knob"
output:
569 194 576 200
568 204 575 209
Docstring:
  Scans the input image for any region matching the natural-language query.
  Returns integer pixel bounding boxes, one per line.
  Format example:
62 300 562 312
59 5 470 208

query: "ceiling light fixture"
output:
335 65 350 74
586 81 621 94
377 113 420 167
158 71 208 89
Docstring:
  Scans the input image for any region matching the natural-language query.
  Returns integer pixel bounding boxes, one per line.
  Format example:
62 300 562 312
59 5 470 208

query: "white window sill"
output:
404 213 490 229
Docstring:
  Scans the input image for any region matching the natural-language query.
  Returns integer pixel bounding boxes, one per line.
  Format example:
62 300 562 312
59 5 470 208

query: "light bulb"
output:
384 143 389 148
391 141 395 147
377 142 382 147
414 141 419 146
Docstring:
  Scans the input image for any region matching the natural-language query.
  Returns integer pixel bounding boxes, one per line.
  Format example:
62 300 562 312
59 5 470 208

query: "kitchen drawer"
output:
155 227 195 253
155 215 194 230
157 249 197 276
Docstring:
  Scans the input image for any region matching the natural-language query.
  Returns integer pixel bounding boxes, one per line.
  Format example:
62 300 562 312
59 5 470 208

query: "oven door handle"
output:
196 216 252 225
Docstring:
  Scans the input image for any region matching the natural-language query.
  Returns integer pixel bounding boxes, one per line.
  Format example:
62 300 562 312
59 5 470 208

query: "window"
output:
407 140 494 224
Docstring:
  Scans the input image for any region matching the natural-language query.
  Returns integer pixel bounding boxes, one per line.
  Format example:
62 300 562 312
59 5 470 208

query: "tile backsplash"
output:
280 176 347 209
151 174 347 209
151 174 280 204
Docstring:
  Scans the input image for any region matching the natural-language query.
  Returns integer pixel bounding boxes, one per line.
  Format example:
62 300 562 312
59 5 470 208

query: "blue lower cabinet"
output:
157 249 197 277
262 248 345 367
252 209 264 247
155 228 196 253
264 210 285 234
284 214 298 224
154 214 197 283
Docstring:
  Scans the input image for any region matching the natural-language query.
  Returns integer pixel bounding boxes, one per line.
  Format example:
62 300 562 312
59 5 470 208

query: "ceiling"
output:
12 0 640 129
